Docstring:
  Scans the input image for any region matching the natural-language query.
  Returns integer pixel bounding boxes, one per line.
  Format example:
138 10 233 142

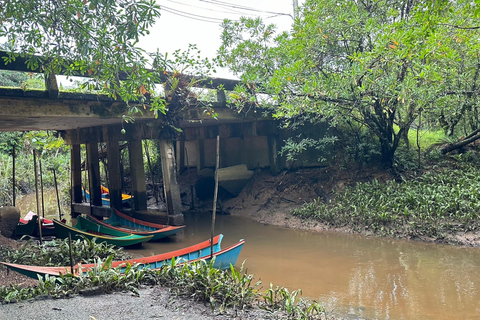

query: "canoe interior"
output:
53 218 153 247
0 234 239 279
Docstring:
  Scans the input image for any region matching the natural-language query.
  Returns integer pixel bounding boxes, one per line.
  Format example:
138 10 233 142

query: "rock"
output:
0 206 20 238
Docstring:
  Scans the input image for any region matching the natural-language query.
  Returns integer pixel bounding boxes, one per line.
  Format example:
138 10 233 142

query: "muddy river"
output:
17 192 480 319
130 212 480 320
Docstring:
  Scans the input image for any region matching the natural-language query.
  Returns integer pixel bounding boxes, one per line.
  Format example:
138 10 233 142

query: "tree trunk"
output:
380 142 395 168
440 129 480 154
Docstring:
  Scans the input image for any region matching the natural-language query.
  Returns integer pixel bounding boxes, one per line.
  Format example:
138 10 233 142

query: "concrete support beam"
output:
159 139 183 223
128 140 147 211
196 139 205 171
45 73 59 98
176 140 185 175
86 143 102 207
106 140 122 210
220 138 228 168
72 203 111 217
268 135 280 175
70 144 83 204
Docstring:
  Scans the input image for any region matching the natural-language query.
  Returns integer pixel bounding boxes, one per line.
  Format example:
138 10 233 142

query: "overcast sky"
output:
137 0 304 78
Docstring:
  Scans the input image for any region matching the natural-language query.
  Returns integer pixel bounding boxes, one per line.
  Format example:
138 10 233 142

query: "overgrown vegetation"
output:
0 241 327 319
0 237 131 266
0 131 71 208
220 0 480 168
293 156 480 242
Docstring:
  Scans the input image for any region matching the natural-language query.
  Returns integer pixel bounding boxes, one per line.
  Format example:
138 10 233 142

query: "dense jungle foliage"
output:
220 0 480 168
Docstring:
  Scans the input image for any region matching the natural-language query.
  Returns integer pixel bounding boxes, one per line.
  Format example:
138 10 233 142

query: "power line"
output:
165 0 244 15
160 0 293 24
199 0 293 19
161 5 231 23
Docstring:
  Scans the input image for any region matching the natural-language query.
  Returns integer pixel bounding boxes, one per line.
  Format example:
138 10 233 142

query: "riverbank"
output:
220 165 480 247
0 233 335 320
0 286 283 320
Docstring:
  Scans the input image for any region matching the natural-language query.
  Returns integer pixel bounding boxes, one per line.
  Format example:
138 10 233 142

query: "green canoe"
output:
53 216 153 247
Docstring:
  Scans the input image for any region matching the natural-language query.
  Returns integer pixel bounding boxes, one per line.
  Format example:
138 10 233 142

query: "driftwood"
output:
441 128 480 154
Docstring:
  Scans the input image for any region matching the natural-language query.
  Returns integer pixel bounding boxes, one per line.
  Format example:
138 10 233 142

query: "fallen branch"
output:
441 130 480 154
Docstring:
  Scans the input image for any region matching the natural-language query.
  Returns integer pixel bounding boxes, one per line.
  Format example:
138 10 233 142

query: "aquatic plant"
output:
261 284 325 319
293 162 480 240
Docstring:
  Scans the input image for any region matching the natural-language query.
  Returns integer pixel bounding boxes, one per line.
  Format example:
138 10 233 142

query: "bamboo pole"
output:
68 232 74 274
12 145 15 207
144 140 158 205
210 135 220 259
53 169 62 220
39 155 45 218
33 151 43 244
85 145 93 216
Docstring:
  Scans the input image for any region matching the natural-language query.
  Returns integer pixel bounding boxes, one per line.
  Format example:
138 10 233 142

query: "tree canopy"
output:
0 0 164 112
219 0 480 167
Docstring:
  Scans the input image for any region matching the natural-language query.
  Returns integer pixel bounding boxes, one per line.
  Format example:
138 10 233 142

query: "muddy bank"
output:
0 286 281 320
216 167 480 247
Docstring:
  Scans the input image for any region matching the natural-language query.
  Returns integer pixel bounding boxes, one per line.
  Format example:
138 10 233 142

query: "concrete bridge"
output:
0 51 289 225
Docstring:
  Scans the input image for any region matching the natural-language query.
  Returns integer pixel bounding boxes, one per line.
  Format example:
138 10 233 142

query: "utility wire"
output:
199 0 293 19
166 0 244 15
160 0 293 23
161 5 233 23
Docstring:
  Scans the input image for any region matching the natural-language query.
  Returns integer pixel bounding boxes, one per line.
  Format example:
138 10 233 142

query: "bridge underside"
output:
0 86 282 226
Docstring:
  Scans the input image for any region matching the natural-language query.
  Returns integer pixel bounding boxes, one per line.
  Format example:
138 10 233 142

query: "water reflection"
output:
135 212 480 320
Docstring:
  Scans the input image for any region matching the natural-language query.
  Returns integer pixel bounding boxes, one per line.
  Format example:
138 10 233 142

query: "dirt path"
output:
0 287 278 320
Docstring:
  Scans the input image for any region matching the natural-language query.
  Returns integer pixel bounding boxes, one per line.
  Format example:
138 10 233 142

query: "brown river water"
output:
130 213 480 320
17 194 480 320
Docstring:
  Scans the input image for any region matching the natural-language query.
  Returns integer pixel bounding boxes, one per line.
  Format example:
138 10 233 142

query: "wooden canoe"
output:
19 212 56 237
89 208 185 241
53 217 153 247
83 187 132 207
14 215 38 237
1 234 245 279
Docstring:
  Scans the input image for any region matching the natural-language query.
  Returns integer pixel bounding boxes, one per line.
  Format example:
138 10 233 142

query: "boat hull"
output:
83 188 132 206
15 215 38 237
1 234 245 280
53 217 153 247
97 209 185 241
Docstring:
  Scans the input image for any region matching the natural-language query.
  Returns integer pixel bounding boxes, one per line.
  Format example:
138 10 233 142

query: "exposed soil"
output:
218 166 480 247
184 165 393 234
0 237 39 289
223 166 380 231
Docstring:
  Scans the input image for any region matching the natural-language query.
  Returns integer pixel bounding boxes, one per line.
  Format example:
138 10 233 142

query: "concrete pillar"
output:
159 139 184 225
86 143 102 207
45 73 59 98
128 140 147 211
217 89 226 107
220 138 228 168
107 140 122 210
70 144 83 204
196 139 205 172
176 140 185 175
268 135 280 175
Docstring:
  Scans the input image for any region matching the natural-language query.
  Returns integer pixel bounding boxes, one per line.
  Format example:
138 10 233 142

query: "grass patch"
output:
407 127 446 149
0 237 131 266
292 161 480 240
